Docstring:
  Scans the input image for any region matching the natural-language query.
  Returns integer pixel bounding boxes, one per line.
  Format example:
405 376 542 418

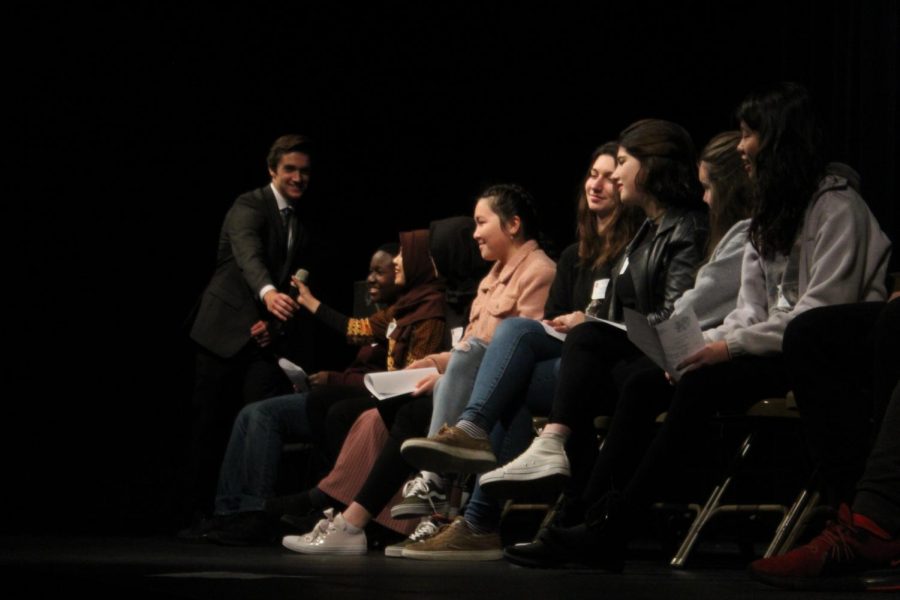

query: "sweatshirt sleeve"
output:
707 192 890 356
314 304 390 345
675 220 749 330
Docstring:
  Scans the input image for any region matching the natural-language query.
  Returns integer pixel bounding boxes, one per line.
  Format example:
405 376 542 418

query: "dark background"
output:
5 1 897 534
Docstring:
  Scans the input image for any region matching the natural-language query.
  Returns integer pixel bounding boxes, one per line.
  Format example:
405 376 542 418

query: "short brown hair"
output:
267 134 313 171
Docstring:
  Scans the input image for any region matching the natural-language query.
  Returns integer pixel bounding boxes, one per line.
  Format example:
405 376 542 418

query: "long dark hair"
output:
700 131 754 257
576 142 642 268
737 82 825 259
618 119 703 209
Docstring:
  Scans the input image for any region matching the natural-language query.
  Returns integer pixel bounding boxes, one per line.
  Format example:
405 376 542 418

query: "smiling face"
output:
268 151 311 202
392 252 405 288
367 250 398 304
611 147 643 206
472 198 516 263
737 121 760 178
584 154 618 218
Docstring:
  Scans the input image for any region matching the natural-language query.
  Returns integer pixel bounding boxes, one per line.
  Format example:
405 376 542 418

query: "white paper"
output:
584 314 627 331
540 321 568 342
278 358 309 393
656 309 706 378
623 308 669 375
623 307 705 381
364 367 439 400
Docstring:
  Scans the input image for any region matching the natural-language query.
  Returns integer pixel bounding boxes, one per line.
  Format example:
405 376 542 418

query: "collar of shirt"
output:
270 182 291 212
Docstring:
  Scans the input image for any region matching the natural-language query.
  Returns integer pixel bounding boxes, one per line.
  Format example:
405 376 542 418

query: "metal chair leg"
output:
670 432 754 568
765 489 821 557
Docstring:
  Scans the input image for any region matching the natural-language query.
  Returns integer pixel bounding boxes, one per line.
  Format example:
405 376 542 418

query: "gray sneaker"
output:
390 475 450 519
384 516 450 557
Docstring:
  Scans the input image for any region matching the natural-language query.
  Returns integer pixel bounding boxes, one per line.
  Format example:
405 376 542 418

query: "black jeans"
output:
783 301 899 505
306 392 377 464
547 322 645 493
785 300 900 526
355 396 433 515
855 381 900 535
584 354 790 514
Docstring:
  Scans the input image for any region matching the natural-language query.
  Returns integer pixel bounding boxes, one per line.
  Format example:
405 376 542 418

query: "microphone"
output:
293 268 309 298
269 268 310 340
295 268 309 282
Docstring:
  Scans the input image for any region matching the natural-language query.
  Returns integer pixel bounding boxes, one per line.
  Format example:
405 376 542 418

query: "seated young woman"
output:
280 183 556 555
387 142 640 557
398 129 755 560
202 232 446 545
504 82 891 571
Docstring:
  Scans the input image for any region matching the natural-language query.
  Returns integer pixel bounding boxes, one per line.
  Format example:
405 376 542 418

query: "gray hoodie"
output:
704 168 891 357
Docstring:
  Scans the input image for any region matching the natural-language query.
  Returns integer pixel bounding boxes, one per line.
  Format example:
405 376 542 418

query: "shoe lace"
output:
304 508 335 542
402 476 430 498
409 519 440 542
814 520 856 563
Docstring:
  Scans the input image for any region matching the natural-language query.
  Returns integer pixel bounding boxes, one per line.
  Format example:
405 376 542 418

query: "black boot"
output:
504 492 626 571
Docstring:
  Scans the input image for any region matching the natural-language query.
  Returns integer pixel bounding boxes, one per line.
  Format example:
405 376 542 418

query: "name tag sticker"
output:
591 278 610 300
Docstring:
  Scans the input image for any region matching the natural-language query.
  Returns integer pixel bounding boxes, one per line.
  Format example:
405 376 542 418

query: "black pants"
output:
548 322 645 494
306 392 377 464
785 300 900 525
855 381 900 535
784 301 899 505
584 354 790 513
355 396 433 516
185 343 292 515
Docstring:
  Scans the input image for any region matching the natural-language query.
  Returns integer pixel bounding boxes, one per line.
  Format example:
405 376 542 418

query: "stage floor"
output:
1 535 891 599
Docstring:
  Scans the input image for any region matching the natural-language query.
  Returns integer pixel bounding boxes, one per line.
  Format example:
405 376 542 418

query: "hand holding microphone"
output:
263 268 307 321
291 268 321 314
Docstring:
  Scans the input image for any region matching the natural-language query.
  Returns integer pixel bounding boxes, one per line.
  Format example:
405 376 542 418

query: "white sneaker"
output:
282 508 367 555
478 436 570 499
384 515 449 557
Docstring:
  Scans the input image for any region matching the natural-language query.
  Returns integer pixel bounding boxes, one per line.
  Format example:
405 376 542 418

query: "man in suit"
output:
183 134 316 524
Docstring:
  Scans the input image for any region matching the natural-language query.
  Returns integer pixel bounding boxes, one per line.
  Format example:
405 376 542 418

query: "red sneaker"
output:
749 505 900 591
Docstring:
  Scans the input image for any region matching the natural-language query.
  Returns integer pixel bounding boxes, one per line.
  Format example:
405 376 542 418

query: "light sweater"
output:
704 172 891 357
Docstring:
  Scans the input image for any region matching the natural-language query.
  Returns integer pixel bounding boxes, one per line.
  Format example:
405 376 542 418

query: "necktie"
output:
281 206 294 250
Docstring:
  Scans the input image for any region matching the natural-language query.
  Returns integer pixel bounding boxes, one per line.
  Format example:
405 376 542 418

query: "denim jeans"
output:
454 318 564 529
427 338 489 436
214 392 313 515
465 355 559 529
459 318 563 432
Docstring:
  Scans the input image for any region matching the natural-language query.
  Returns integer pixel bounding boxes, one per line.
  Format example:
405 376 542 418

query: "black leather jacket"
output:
608 207 708 325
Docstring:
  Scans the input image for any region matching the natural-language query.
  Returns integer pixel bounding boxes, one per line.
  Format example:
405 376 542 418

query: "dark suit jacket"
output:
190 185 310 358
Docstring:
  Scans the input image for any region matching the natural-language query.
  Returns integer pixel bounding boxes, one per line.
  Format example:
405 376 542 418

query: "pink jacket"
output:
426 239 556 372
